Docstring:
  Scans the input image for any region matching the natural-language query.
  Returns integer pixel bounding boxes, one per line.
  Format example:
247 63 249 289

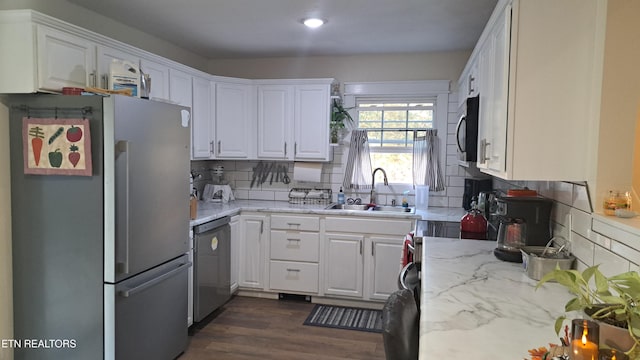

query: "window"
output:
357 99 435 184
342 80 449 189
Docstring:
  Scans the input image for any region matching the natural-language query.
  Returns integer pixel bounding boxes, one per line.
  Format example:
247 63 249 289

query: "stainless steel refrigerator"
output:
8 94 192 360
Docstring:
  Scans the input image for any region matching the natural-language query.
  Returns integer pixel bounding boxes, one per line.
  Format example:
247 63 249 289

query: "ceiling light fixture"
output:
303 18 325 29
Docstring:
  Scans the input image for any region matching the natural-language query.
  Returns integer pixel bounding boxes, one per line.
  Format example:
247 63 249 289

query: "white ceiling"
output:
68 0 498 59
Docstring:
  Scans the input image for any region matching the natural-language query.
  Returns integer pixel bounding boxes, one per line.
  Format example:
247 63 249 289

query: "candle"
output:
571 319 600 360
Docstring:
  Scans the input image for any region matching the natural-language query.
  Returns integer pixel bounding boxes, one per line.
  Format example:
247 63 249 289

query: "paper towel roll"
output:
293 162 323 182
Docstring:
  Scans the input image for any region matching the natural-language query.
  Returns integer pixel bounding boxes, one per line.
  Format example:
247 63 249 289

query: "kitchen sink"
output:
324 203 415 213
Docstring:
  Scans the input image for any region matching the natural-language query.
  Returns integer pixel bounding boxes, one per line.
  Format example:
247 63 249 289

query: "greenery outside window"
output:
357 99 435 184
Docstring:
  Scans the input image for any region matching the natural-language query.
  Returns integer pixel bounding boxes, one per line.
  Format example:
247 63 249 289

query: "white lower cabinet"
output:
238 214 267 289
323 233 364 298
323 216 413 302
268 214 320 294
229 215 240 293
269 261 319 293
365 236 403 301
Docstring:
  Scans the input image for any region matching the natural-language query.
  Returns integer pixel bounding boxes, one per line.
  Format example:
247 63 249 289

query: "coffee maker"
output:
492 195 553 262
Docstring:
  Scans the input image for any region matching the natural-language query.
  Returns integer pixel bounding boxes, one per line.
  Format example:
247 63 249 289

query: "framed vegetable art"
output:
22 117 92 176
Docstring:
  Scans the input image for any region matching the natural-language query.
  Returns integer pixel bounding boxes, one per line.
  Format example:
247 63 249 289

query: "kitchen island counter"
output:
419 237 572 359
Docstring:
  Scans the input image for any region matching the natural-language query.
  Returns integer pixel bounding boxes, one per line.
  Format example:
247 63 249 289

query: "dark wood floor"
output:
179 295 386 360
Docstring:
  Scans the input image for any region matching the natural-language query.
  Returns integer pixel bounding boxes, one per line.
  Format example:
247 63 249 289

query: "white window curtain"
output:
413 130 445 191
343 129 373 190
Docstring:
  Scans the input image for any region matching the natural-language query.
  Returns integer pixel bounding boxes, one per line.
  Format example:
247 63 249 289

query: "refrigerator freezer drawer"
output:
105 255 191 360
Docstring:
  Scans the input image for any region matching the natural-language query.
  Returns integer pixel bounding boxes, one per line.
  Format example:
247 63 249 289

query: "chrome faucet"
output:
370 168 388 204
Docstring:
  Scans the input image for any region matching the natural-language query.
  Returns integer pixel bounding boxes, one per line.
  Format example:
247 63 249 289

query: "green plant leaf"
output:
599 295 628 306
565 298 584 312
595 268 610 293
582 265 599 283
554 316 566 335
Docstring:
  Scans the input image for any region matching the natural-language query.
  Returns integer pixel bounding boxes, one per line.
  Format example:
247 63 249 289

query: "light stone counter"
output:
419 237 572 359
190 200 466 227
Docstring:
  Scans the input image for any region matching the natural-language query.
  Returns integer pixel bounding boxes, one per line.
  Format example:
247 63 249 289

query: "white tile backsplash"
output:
594 246 630 276
611 240 640 266
571 232 595 266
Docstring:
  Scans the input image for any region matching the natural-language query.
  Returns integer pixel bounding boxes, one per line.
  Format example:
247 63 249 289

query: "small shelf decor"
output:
330 98 353 144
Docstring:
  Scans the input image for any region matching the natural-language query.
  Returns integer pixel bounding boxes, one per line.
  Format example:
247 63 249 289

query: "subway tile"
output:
592 233 612 249
446 186 464 197
552 202 571 228
447 123 457 134
248 190 275 201
553 223 569 242
553 182 573 206
592 218 640 250
570 208 591 239
611 240 640 265
448 197 463 208
448 176 466 187
570 232 595 266
594 246 630 276
234 189 249 200
572 183 592 213
537 181 554 198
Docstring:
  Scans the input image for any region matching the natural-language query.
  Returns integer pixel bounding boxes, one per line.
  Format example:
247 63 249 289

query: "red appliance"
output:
460 206 488 240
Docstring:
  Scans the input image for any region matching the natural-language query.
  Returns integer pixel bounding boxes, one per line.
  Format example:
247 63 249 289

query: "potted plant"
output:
536 265 640 357
330 99 354 143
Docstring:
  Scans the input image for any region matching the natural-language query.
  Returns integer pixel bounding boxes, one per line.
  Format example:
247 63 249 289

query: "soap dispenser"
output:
337 187 345 204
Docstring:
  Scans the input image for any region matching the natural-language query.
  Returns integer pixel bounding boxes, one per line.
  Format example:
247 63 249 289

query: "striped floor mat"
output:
303 304 383 333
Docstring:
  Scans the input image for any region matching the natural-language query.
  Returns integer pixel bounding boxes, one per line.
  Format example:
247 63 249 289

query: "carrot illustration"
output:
28 126 45 166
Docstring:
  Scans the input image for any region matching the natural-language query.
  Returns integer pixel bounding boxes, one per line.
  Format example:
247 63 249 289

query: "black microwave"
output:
456 95 480 162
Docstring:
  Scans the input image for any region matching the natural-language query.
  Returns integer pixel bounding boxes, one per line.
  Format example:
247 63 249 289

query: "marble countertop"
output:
418 237 572 359
190 200 466 227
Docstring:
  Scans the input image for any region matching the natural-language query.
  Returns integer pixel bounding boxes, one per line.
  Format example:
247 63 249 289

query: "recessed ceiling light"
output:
303 18 325 29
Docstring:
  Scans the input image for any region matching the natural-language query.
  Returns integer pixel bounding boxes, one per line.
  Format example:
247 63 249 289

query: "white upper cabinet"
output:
215 82 255 159
191 77 215 159
469 0 604 181
476 4 510 173
257 85 293 159
97 45 139 90
169 68 192 108
255 80 332 161
294 84 331 160
139 58 170 101
37 25 96 91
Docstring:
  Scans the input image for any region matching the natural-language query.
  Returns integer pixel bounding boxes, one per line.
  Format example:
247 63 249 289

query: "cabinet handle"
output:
483 141 491 162
359 240 362 255
287 238 301 243
260 220 263 234
287 222 301 227
217 140 221 154
284 142 287 156
209 141 214 154
89 71 96 87
372 244 375 257
286 268 301 272
294 142 297 155
102 74 108 89
468 74 475 95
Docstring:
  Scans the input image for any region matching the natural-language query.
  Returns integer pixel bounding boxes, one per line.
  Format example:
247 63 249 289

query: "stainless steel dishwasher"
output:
193 216 231 322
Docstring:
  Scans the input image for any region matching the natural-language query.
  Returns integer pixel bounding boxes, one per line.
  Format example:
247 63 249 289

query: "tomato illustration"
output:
66 125 83 142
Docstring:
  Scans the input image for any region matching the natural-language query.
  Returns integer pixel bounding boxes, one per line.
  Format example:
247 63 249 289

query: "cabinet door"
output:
477 5 511 174
238 215 266 289
169 68 192 108
294 84 330 160
257 85 293 159
191 77 214 159
230 215 240 293
37 25 96 91
365 237 403 301
140 58 170 101
216 82 253 158
323 233 364 298
97 45 139 90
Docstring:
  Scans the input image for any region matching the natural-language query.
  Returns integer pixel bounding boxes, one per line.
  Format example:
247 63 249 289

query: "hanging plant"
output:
330 99 354 143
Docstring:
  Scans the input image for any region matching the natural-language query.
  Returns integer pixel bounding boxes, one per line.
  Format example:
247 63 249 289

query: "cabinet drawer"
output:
269 261 318 293
325 217 413 236
270 230 319 262
271 214 319 231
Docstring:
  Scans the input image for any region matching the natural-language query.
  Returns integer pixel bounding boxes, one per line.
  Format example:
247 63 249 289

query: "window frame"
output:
342 81 449 192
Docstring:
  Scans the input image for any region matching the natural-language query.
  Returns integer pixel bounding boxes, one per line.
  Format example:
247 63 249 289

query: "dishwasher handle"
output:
119 261 192 298
194 216 230 234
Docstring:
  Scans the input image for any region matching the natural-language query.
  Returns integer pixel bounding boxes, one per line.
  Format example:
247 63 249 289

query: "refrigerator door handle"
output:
119 261 192 298
116 140 131 275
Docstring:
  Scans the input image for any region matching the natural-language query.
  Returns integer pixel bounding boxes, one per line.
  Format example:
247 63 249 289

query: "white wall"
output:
0 101 13 360
0 0 209 72
208 51 471 85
